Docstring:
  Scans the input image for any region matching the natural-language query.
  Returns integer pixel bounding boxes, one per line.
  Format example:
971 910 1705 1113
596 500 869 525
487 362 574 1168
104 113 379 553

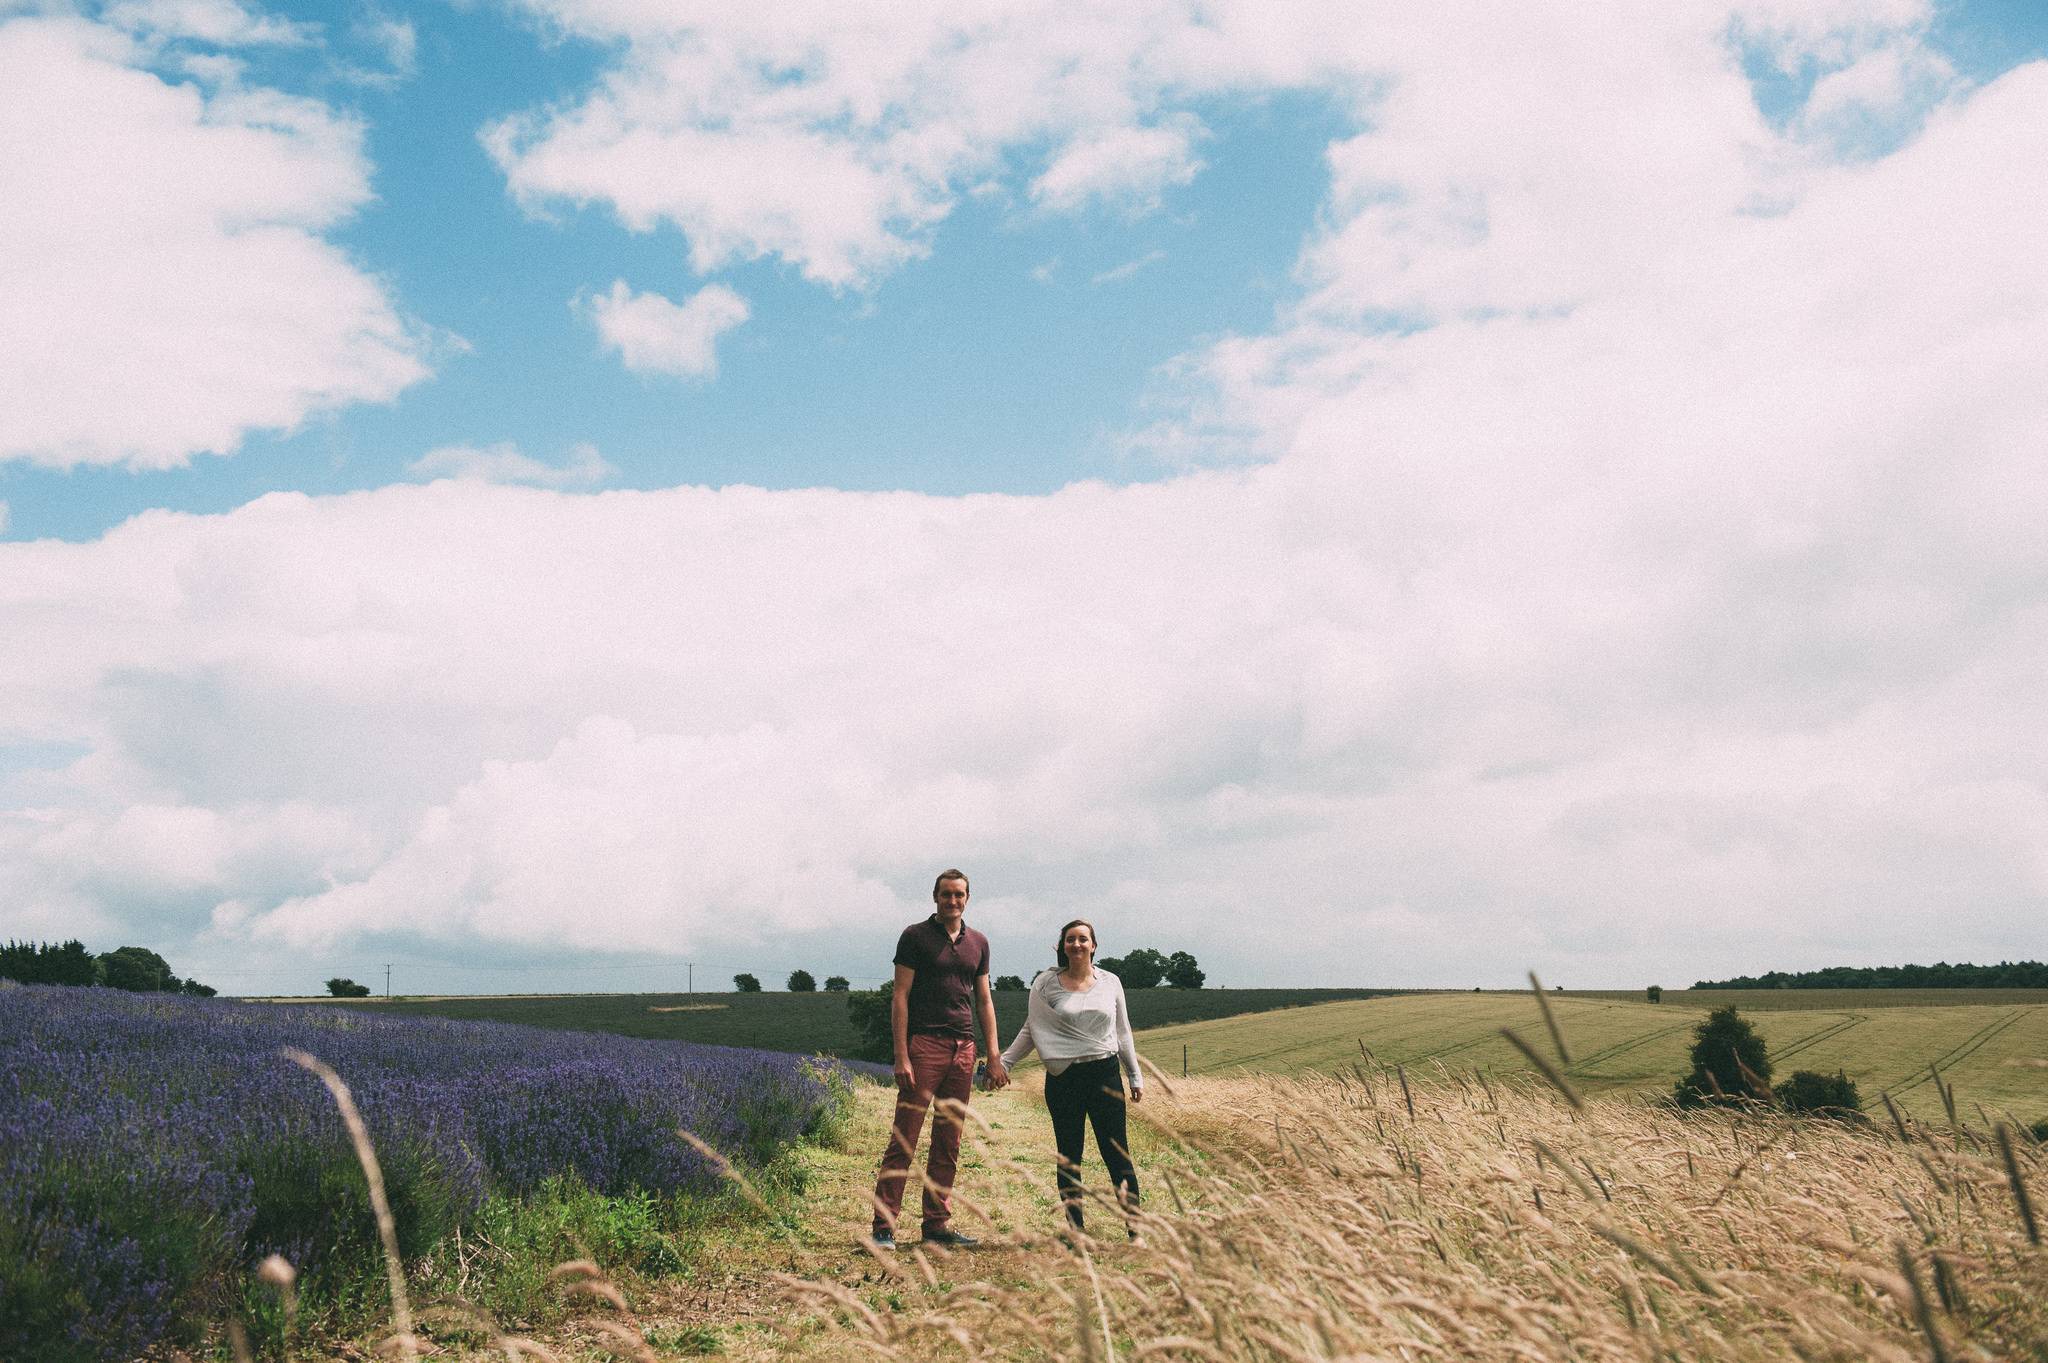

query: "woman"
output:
999 919 1143 1236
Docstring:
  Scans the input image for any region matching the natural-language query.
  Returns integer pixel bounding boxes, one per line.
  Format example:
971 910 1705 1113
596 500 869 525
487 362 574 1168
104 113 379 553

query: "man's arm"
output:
976 973 1007 1087
891 962 915 1090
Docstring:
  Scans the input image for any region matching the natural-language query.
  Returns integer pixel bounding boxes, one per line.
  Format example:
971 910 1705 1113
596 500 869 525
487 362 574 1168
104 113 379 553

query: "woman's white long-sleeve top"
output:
999 968 1142 1090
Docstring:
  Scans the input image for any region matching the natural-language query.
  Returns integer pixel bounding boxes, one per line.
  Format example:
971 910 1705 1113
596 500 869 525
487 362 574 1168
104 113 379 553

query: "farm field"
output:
1568 986 2048 1010
1134 991 2048 1120
310 987 1398 1057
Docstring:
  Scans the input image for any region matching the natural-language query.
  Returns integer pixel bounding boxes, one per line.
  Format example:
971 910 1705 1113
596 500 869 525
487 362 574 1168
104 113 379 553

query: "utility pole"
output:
687 962 694 994
384 963 392 999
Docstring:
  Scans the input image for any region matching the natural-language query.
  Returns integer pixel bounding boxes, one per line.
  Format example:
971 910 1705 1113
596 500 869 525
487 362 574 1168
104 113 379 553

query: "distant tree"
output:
823 975 851 992
993 974 1027 991
98 946 180 993
0 939 101 986
1779 1070 1862 1119
1673 1005 1773 1108
733 973 763 993
326 977 372 998
846 980 895 1062
1646 985 1663 1003
1112 947 1169 989
1165 951 1205 990
1693 960 2048 990
787 969 817 992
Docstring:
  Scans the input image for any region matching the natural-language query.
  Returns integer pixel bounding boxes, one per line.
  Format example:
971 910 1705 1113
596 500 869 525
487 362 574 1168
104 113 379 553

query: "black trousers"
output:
1043 1056 1138 1227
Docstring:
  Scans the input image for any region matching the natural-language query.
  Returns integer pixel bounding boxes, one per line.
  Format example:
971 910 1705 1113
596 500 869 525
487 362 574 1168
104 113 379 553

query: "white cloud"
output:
582 280 750 378
102 0 317 48
1033 116 1204 213
483 0 1370 288
0 16 430 470
1091 249 1165 285
4 0 2044 990
409 440 614 487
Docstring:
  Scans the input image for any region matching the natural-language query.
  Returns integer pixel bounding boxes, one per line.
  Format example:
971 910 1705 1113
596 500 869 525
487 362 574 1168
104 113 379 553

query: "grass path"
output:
422 1072 1201 1361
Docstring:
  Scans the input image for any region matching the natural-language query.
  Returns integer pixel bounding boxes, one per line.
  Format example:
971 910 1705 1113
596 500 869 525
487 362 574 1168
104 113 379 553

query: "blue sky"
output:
2 0 2045 995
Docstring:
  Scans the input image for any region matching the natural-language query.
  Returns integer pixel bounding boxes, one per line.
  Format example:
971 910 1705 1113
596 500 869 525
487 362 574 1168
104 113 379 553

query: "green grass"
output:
326 987 1399 1058
1136 991 2048 1120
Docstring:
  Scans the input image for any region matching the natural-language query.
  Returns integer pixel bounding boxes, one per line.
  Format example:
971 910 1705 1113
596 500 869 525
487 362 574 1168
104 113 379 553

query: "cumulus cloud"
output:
3 0 2044 990
582 280 750 378
409 441 614 487
1032 116 1205 213
483 0 1370 287
0 15 430 470
102 0 317 48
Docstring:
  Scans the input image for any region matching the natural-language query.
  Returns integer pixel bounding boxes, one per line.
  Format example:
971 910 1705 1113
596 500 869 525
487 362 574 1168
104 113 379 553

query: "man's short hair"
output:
932 868 970 897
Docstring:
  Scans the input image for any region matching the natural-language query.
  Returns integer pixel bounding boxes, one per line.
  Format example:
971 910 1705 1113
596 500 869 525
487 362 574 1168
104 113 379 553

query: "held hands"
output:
983 1058 1009 1090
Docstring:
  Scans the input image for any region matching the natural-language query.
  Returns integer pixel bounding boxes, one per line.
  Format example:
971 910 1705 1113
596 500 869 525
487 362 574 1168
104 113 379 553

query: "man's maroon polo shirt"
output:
894 914 990 1038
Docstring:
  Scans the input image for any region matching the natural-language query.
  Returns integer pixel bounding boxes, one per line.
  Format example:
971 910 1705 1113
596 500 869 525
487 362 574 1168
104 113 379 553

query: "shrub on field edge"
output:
994 974 1026 991
325 977 371 998
1646 985 1663 1003
1672 1005 1773 1107
846 981 894 1063
1779 1069 1863 1119
733 973 762 993
787 970 816 993
823 976 850 992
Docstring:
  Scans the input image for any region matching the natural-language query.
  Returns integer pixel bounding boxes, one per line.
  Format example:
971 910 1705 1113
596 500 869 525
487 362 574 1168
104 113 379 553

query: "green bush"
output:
786 970 816 992
845 981 894 1063
732 973 762 993
1779 1069 1862 1118
1646 985 1663 1003
1672 1005 1773 1108
2029 1118 2048 1144
993 974 1026 991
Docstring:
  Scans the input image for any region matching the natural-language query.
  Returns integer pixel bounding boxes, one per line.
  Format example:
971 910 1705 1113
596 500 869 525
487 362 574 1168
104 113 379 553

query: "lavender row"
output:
0 983 880 1360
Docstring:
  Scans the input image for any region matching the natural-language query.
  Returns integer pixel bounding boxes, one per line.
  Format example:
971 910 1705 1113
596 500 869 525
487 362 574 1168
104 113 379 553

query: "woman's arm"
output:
1113 976 1142 1096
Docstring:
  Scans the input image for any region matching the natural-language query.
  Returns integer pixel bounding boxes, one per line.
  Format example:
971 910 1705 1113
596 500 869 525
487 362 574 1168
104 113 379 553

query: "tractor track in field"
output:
1882 1008 2035 1099
1773 1013 1869 1063
1566 1023 1696 1073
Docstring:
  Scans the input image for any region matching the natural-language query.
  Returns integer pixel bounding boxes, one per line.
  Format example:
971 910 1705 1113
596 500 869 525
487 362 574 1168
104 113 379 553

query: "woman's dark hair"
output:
1054 918 1097 970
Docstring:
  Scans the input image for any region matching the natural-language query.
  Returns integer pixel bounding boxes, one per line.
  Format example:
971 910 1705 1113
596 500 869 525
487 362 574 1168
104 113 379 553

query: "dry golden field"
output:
273 1055 2047 1363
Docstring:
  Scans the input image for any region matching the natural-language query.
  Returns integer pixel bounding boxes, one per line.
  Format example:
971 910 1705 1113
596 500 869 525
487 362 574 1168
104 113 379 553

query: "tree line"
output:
1692 960 2047 990
0 939 216 996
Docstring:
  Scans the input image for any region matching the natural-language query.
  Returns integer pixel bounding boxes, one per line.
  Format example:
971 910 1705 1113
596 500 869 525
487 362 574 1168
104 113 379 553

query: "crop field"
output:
1568 987 2048 1010
322 986 1397 1057
0 984 876 1362
1136 991 2048 1121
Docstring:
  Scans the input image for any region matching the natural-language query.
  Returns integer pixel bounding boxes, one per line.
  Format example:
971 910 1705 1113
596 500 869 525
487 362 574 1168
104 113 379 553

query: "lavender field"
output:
0 982 876 1361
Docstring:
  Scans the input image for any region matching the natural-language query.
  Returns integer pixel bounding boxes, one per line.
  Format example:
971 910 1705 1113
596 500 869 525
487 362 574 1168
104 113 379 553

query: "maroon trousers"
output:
872 1033 976 1237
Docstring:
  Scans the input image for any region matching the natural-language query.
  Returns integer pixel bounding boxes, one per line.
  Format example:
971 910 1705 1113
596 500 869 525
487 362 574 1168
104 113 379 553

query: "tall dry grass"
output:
781 1065 2046 1362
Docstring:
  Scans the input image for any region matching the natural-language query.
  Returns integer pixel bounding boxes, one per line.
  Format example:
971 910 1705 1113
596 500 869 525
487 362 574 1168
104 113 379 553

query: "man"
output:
869 868 1008 1249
